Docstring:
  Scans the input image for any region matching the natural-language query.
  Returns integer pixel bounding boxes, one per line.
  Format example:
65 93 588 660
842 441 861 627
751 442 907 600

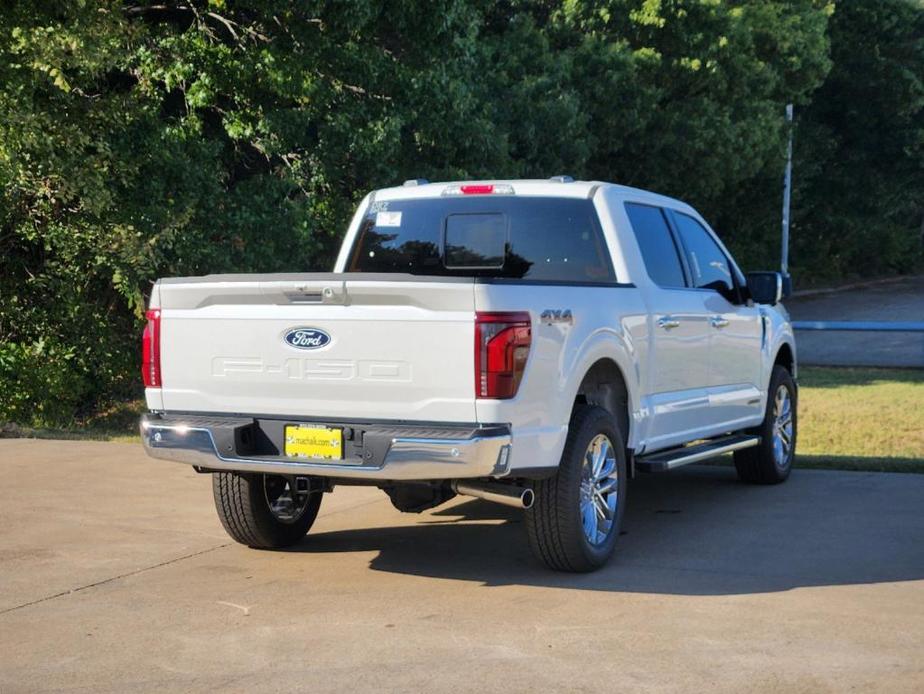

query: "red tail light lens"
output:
460 184 495 195
142 309 161 388
475 312 531 399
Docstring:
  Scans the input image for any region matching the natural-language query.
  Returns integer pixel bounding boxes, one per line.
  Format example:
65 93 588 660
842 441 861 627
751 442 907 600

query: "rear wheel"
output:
212 472 323 548
526 406 627 572
734 365 797 484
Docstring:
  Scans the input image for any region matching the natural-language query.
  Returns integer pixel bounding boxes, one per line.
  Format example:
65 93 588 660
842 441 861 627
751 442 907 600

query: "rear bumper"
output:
139 413 512 480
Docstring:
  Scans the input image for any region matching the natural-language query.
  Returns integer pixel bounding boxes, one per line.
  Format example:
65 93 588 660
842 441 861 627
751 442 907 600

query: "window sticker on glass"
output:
375 211 402 227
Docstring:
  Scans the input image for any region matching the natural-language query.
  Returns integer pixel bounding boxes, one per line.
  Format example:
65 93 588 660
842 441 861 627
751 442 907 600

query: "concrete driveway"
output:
1 439 923 693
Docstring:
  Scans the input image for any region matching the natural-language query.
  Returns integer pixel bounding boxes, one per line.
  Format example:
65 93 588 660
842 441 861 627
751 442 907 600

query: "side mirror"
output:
747 271 789 305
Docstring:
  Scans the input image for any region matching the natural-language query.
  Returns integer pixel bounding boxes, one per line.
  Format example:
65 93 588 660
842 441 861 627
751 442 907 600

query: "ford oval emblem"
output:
283 327 331 350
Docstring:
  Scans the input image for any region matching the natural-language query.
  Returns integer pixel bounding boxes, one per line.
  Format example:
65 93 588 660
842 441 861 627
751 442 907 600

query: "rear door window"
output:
624 202 686 288
348 196 615 283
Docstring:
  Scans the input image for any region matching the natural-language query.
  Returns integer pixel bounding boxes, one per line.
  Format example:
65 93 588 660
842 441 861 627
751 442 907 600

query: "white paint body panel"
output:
472 282 647 473
147 179 795 473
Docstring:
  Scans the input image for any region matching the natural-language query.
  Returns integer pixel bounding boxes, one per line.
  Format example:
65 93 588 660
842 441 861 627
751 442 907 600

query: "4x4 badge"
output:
540 309 573 325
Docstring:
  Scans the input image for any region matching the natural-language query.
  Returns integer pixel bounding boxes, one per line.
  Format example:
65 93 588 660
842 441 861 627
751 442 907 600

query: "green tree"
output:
0 1 489 424
544 0 833 266
792 0 924 280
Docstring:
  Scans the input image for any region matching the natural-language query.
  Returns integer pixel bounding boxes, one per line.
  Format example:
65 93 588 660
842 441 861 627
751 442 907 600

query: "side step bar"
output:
635 434 760 473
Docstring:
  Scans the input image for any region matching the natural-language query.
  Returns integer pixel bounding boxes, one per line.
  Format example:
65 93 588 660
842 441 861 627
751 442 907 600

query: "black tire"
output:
526 406 628 572
212 472 323 549
734 365 797 484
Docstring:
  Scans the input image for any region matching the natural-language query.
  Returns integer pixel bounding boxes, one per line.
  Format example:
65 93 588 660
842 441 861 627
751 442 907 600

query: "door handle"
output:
710 316 730 329
658 316 681 330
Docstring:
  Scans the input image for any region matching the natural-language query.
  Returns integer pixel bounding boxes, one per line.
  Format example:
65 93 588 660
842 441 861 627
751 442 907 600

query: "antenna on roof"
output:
549 175 574 183
403 179 429 187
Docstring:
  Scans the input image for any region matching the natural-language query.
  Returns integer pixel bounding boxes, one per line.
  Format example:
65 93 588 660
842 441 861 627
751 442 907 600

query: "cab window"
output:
348 197 615 282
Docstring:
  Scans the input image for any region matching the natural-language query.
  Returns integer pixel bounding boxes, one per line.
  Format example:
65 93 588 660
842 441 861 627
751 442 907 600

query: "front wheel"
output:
526 406 627 572
212 472 323 548
734 365 797 484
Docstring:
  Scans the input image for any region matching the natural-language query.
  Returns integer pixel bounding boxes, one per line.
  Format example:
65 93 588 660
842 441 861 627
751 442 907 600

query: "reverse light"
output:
142 309 162 388
443 183 515 196
475 312 532 399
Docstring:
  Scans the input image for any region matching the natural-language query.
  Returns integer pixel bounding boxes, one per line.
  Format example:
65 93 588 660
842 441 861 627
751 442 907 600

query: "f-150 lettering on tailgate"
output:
210 357 412 382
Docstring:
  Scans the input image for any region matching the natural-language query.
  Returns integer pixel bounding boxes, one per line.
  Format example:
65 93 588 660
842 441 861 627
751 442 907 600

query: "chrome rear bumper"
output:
140 413 512 480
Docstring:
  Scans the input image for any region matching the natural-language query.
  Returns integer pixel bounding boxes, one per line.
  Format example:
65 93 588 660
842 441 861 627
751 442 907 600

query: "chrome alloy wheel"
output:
771 385 794 467
579 434 619 545
263 475 312 523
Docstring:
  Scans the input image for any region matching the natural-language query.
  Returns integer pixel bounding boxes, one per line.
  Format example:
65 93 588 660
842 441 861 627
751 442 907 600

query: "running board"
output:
635 434 761 473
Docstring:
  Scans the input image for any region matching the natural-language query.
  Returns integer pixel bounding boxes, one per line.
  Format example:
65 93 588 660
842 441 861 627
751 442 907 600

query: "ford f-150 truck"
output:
140 178 797 572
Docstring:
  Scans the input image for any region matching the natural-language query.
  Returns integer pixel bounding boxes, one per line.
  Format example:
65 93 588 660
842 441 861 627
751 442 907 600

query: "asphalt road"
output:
787 275 924 367
1 439 923 693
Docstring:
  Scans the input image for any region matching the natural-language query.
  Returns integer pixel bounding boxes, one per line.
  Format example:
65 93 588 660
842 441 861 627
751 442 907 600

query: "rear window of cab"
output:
347 196 616 283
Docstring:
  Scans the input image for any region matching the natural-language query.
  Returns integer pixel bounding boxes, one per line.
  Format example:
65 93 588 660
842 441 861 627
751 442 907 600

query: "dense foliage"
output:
793 0 924 277
1 0 922 426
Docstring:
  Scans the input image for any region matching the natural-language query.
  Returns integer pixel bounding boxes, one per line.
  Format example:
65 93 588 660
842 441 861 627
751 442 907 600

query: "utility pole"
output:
781 103 793 281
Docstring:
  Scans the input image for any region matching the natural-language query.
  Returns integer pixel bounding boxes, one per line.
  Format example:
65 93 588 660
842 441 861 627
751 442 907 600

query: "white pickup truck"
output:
140 178 797 572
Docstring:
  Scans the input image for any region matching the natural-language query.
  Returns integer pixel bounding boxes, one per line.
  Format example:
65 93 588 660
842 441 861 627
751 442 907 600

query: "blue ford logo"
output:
283 327 331 350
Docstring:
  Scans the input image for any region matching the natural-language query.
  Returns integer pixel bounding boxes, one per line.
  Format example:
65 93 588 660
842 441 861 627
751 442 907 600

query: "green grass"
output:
3 366 923 473
796 366 924 470
706 366 924 473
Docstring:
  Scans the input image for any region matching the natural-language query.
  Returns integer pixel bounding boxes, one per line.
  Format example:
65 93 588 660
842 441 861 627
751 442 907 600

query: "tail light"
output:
142 309 162 388
475 312 531 399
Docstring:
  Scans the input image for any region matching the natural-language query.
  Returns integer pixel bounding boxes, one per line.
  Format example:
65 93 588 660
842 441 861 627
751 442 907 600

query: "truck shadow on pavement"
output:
294 465 924 595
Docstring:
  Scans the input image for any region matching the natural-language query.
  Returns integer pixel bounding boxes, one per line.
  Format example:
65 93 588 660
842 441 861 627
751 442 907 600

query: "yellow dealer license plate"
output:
284 425 343 460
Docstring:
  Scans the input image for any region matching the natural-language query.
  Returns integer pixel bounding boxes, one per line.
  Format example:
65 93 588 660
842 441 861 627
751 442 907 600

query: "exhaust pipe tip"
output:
521 488 535 509
451 481 534 510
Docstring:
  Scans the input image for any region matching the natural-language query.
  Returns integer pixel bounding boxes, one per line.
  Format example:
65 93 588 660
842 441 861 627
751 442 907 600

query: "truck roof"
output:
372 179 690 211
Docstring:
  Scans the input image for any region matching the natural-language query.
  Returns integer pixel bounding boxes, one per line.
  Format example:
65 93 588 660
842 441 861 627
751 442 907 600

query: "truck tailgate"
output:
154 275 476 422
